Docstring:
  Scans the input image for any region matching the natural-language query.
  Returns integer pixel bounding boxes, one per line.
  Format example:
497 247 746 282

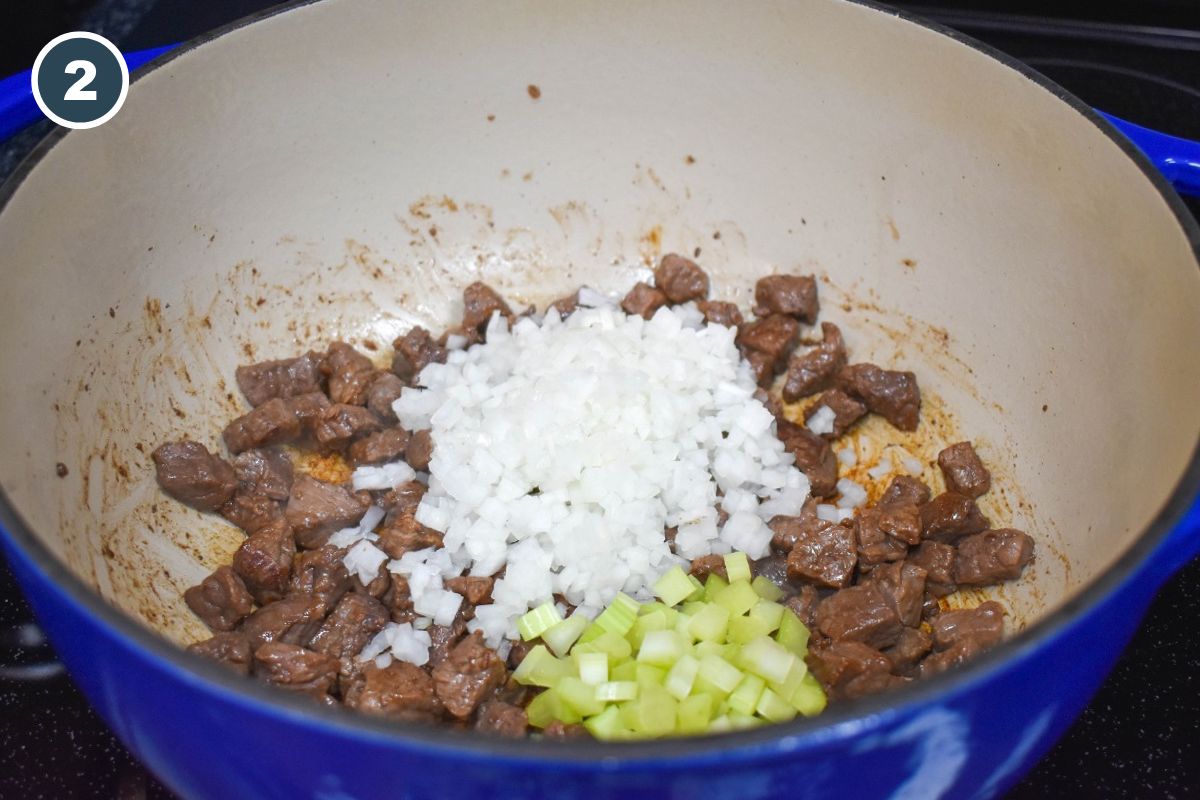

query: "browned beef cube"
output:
352 561 393 600
288 546 353 615
753 274 818 322
689 554 728 581
543 721 589 739
865 561 927 627
921 601 1005 677
377 513 444 560
392 326 448 383
654 253 710 303
807 640 892 700
621 282 668 319
231 448 293 501
308 593 389 660
462 282 515 334
879 475 932 508
235 352 324 407
783 322 846 402
815 584 903 649
285 475 370 549
751 554 791 591
444 576 495 605
476 700 529 737
253 642 338 698
937 441 992 498
776 419 838 497
854 508 910 570
233 517 296 602
240 595 327 652
223 398 303 454
804 388 868 438
186 632 253 675
287 391 332 433
388 574 416 623
743 349 776 386
883 627 932 675
314 404 384 450
505 640 534 671
920 491 989 543
954 529 1034 585
768 503 818 552
381 481 427 519
221 490 284 535
547 291 579 320
909 540 957 597
837 363 921 431
349 427 411 466
737 315 801 377
784 585 821 631
877 503 922 546
322 342 377 406
406 429 434 471
184 566 255 632
696 300 744 328
786 520 857 589
152 441 237 512
427 617 468 667
345 662 444 720
367 372 406 424
432 632 508 719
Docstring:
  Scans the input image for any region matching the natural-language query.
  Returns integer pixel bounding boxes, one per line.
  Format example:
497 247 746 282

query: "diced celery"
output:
723 552 752 584
629 610 668 649
692 675 732 701
636 663 667 688
687 603 731 643
577 622 606 645
653 566 696 608
583 705 624 740
790 672 827 717
678 693 714 734
637 630 687 668
776 609 811 656
708 715 733 733
698 654 743 694
673 612 694 640
621 685 677 736
713 580 759 617
573 631 633 661
692 640 724 660
769 659 808 702
595 680 639 702
749 599 785 633
681 600 707 616
542 613 589 657
755 687 797 723
727 673 766 716
512 645 573 688
739 636 797 685
575 651 609 686
558 676 605 716
611 660 638 682
726 712 763 730
727 614 772 645
527 689 581 728
664 653 700 701
594 593 640 636
640 601 668 616
703 573 728 600
517 601 564 641
686 575 706 602
751 575 785 601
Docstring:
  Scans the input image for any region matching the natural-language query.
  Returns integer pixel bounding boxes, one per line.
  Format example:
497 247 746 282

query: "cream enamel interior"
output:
0 0 1197 647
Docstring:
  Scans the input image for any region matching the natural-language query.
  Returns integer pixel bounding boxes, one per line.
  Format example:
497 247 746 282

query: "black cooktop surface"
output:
1 2 1199 798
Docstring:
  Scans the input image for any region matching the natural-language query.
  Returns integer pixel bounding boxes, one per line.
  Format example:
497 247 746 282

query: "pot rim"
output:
0 0 1197 766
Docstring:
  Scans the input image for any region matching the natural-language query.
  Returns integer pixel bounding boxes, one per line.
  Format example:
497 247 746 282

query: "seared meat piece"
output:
285 475 370 549
837 363 921 431
392 326 447 383
854 508 910 571
152 441 238 513
621 282 668 319
432 632 508 719
186 631 253 675
233 517 296 603
768 499 819 551
864 561 927 628
937 441 992 499
223 398 303 454
444 576 495 605
308 593 389 660
783 322 846 402
231 449 293 501
879 475 932 509
287 391 332 433
804 388 867 439
476 700 529 737
752 555 792 592
367 372 406 423
815 584 903 649
654 253 709 303
876 503 922 546
883 627 932 676
380 481 427 519
253 642 338 698
406 429 434 472
807 640 894 701
753 274 818 323
314 404 384 450
221 490 283 535
776 419 838 497
954 529 1034 585
786 519 857 589
697 300 743 328
349 427 410 466
506 640 534 671
377 513 444 560
742 349 776 386
240 595 327 651
543 721 589 739
784 585 821 630
920 491 989 543
323 342 377 406
908 540 957 597
352 561 392 600
184 566 255 632
689 554 728 581
921 601 1005 677
547 291 579 320
462 282 514 334
387 574 416 623
737 314 801 380
427 617 468 667
235 352 324 407
344 661 444 720
288 546 353 615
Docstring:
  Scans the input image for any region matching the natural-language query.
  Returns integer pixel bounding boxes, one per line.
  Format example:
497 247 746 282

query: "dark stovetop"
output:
2 2 1199 798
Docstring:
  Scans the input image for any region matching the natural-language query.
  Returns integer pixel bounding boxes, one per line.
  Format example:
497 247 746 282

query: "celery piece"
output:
595 680 639 703
698 654 743 694
727 673 766 716
713 580 760 617
583 705 625 740
692 675 732 701
512 645 573 688
517 601 564 642
629 610 668 650
681 600 707 617
687 603 731 643
708 715 733 733
611 660 638 682
635 663 666 688
755 687 798 723
749 599 785 633
686 574 706 602
790 672 828 717
769 659 808 702
558 676 605 717
573 631 633 661
542 612 589 657
653 566 696 608
575 651 609 686
677 693 715 734
527 689 581 728
723 552 752 584
664 653 700 701
751 575 785 601
776 609 811 656
622 685 677 736
673 612 694 641
595 592 640 636
692 640 724 660
726 713 763 730
739 636 797 685
727 614 773 645
703 573 728 601
577 622 607 645
637 630 687 668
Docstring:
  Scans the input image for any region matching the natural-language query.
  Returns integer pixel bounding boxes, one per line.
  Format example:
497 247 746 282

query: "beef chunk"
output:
235 352 324 407
392 327 447 383
783 322 847 402
285 475 371 549
804 388 868 438
543 721 589 739
776 419 838 497
879 475 932 509
288 391 332 433
223 398 303 454
883 627 932 675
742 349 776 386
254 642 338 697
506 640 534 671
323 342 377 406
807 640 893 700
854 508 910 570
753 274 818 323
314 404 384 450
784 585 821 630
621 282 668 319
786 519 857 589
381 481 427 518
428 618 468 667
737 314 801 378
432 632 508 719
922 601 1005 677
344 662 443 720
444 576 494 605
405 429 434 472
547 292 579 320
752 555 792 592
367 372 406 423
909 540 957 597
462 282 514 333
696 300 743 328
184 566 255 632
954 529 1035 585
815 584 903 649
221 490 284 535
837 364 921 431
187 632 253 675
152 441 237 512
937 442 991 498
865 561 927 628
654 253 709 303
231 449 293 501
387 574 416 623
288 546 353 615
377 513 444 560
877 503 922 546
349 427 410 466
768 500 819 551
233 517 296 602
308 593 389 660
689 554 728 581
920 491 989 543
240 595 326 651
476 700 529 737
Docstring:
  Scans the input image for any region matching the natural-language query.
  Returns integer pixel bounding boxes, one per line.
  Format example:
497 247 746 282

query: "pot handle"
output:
1097 112 1200 198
